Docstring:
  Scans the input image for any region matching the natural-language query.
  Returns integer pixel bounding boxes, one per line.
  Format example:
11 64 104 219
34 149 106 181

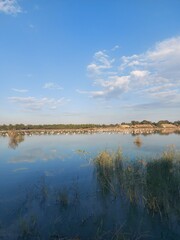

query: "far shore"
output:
1 125 180 136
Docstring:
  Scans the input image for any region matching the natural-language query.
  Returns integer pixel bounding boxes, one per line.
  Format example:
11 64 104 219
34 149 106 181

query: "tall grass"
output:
94 148 123 196
8 130 24 149
93 147 180 216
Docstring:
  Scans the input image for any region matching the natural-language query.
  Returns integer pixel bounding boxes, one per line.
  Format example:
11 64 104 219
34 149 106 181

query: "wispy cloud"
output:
12 88 28 93
8 96 70 111
111 45 120 51
0 0 22 15
87 51 114 77
80 36 180 110
126 99 180 110
43 82 63 90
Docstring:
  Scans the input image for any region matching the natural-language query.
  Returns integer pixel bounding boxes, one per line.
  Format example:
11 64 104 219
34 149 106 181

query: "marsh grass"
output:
94 149 122 196
133 136 142 148
94 147 180 217
121 162 145 203
75 149 92 164
8 130 25 149
76 149 90 157
144 147 180 216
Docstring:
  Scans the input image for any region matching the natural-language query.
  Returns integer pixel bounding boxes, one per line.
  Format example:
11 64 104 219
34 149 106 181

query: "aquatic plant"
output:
120 161 145 203
75 149 91 162
56 187 69 208
133 136 142 148
144 147 180 216
94 150 119 196
75 149 89 156
8 130 25 149
93 147 180 218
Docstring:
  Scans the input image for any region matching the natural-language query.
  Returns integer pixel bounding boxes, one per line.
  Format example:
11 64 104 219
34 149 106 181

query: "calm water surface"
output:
0 133 180 239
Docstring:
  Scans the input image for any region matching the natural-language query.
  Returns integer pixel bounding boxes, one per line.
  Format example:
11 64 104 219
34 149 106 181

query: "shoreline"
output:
1 126 180 136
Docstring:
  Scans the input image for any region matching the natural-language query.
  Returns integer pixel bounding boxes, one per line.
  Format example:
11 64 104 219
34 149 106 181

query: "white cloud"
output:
151 90 178 99
120 36 180 81
8 96 70 111
130 70 149 78
80 36 180 109
147 37 180 61
0 0 22 15
43 82 63 90
87 51 114 76
12 88 28 93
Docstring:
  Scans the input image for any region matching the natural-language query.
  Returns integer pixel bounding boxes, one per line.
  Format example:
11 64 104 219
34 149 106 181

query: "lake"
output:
0 133 180 239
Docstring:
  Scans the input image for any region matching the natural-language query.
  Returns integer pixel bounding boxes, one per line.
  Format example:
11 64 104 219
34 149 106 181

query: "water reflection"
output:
2 147 178 239
0 134 180 239
9 147 64 163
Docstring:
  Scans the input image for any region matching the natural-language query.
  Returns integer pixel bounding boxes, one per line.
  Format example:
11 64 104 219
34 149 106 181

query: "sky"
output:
0 0 180 124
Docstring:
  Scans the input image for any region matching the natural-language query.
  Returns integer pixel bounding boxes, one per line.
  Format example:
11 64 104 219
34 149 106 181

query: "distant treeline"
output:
0 120 179 131
122 120 180 127
0 124 108 131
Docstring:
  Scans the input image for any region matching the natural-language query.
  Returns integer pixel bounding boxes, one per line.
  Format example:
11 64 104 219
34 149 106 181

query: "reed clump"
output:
94 148 123 195
93 147 180 216
144 147 180 215
133 136 142 147
8 130 24 149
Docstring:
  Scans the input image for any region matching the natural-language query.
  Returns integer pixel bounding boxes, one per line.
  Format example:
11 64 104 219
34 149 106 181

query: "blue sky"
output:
0 0 180 124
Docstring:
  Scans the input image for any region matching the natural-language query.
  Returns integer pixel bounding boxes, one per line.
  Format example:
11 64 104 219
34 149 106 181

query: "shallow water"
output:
0 133 180 239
